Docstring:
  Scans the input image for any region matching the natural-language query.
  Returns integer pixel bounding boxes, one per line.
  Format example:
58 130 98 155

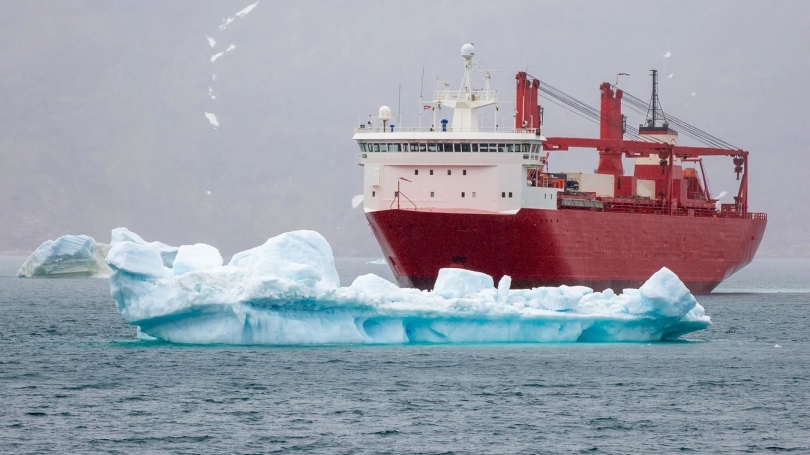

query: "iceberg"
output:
107 230 711 345
18 235 111 278
19 227 178 278
110 227 178 267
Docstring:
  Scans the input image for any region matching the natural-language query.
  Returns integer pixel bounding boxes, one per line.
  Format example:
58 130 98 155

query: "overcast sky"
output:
0 0 807 257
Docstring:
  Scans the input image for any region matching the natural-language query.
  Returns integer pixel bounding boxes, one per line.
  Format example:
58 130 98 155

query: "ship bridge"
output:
353 44 551 215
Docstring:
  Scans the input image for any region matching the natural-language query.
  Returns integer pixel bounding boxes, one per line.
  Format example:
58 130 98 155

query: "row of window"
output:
360 142 540 153
414 169 467 175
371 191 514 198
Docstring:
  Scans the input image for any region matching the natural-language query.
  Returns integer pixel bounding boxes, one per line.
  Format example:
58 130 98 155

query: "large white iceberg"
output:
18 227 178 278
107 230 711 345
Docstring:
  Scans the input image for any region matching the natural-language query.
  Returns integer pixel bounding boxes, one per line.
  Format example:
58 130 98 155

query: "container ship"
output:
352 44 766 294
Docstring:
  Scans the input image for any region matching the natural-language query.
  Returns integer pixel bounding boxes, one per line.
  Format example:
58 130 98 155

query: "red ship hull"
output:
366 209 767 294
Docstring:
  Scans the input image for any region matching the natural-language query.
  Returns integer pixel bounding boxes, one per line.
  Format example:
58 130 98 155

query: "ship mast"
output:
644 69 668 128
432 43 497 132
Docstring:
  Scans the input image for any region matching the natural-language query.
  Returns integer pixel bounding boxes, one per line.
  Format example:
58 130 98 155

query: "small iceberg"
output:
18 228 177 278
107 230 711 345
18 235 111 278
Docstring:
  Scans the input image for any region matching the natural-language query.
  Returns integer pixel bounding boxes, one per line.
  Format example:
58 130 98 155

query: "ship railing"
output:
598 201 768 220
353 126 539 134
433 88 497 103
601 201 662 215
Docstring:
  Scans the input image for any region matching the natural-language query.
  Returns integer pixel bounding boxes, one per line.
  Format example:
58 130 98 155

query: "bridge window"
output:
461 143 470 152
507 144 514 153
380 143 388 152
419 143 427 152
454 143 461 152
360 143 367 152
498 144 506 153
410 143 419 152
372 143 379 152
428 143 438 152
443 143 452 152
489 143 497 152
389 143 400 152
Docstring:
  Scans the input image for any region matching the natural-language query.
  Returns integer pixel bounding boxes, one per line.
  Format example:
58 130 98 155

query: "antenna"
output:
614 72 629 87
644 69 667 128
419 66 425 129
397 61 402 128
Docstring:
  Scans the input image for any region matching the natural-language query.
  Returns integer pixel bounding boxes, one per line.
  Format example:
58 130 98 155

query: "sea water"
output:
0 257 807 453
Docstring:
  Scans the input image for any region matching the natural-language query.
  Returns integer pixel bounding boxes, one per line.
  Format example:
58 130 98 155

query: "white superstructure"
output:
353 44 551 215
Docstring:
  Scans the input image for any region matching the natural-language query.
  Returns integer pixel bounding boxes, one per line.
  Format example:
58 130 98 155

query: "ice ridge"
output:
107 230 711 345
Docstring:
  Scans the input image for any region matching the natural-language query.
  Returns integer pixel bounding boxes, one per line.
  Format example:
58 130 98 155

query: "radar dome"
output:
461 43 475 60
378 105 392 121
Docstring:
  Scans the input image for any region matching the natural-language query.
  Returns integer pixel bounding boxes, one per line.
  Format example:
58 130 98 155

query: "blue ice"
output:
107 230 711 345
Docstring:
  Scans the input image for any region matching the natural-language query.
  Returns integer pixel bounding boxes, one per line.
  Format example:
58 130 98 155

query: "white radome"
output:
378 105 392 121
461 43 475 59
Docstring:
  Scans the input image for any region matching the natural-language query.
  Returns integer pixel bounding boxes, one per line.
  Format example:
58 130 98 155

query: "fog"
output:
1 0 807 257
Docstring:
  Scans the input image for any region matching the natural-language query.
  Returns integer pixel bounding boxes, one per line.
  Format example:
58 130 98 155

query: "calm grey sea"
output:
0 256 808 454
